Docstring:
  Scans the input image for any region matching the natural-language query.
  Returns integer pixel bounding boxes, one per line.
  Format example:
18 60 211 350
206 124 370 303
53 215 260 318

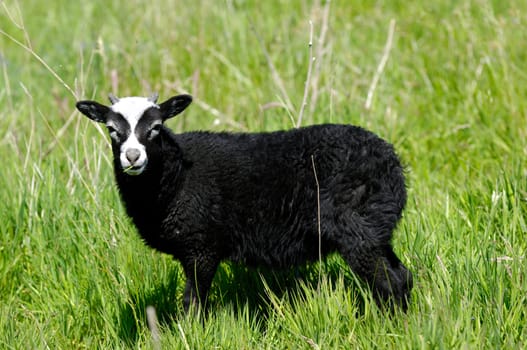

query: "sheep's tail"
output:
348 145 406 245
371 159 407 243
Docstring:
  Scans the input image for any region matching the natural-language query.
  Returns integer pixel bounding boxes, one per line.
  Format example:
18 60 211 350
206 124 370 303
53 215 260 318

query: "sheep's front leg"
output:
182 254 219 313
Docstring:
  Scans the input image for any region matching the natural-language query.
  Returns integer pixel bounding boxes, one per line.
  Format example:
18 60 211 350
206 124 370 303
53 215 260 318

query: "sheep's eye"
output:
147 124 162 140
107 126 120 141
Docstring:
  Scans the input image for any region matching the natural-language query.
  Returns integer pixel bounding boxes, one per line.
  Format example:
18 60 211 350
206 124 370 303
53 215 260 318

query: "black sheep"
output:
76 93 413 311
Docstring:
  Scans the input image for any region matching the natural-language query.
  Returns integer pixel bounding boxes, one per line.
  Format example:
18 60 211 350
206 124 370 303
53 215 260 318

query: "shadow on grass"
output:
210 255 355 320
117 254 359 345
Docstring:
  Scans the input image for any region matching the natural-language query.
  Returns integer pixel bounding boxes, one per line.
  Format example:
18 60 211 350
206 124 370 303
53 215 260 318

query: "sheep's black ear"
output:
159 94 193 120
76 100 110 123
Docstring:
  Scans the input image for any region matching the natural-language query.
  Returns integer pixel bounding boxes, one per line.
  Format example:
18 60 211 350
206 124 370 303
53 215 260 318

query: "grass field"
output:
1 0 526 348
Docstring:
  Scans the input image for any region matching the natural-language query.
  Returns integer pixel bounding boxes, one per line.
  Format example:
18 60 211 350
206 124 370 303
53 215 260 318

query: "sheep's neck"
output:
114 148 185 252
115 167 160 220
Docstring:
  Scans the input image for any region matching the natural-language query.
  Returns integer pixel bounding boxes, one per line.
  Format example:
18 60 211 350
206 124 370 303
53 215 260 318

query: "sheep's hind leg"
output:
340 243 412 311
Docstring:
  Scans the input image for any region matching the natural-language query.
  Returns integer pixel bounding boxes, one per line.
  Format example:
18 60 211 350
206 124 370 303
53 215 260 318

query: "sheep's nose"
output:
126 149 141 164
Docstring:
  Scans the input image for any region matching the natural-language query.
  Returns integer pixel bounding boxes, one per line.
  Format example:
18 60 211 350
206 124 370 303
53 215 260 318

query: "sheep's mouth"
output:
123 164 146 175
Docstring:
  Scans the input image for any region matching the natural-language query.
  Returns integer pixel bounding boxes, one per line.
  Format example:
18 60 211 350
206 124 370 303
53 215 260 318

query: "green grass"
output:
1 0 526 348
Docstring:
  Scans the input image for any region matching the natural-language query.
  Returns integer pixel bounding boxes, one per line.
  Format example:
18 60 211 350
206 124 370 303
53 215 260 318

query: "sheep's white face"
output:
76 93 192 176
108 97 161 175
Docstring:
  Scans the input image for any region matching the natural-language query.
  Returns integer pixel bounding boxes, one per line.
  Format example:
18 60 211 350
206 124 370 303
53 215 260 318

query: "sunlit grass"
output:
1 0 526 348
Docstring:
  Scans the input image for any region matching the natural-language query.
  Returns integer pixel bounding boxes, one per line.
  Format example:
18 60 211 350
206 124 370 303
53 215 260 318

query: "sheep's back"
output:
172 124 405 267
